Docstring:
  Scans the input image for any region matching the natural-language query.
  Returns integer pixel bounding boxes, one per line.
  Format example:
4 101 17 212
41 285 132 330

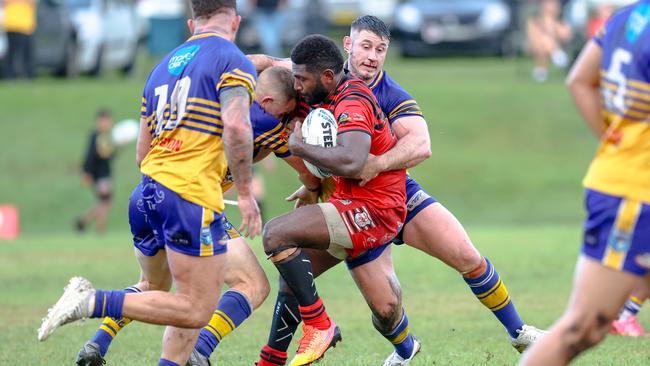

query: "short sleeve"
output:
380 75 423 124
334 96 373 136
216 54 257 103
251 102 291 158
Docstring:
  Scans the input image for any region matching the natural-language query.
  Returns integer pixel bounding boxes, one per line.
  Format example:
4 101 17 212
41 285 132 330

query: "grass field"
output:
2 56 648 365
3 228 650 365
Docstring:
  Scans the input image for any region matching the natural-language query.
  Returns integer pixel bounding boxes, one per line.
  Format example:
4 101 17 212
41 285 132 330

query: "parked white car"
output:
64 0 145 76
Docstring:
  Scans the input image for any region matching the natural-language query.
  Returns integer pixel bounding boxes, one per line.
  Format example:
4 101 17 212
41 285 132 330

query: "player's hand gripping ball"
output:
300 108 338 178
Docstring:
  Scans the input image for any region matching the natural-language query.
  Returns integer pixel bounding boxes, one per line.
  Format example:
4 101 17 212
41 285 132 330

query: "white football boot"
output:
510 324 547 353
38 276 95 341
382 336 421 366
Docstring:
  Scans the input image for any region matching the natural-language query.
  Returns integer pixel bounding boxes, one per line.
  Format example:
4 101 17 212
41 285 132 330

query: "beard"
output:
305 80 330 105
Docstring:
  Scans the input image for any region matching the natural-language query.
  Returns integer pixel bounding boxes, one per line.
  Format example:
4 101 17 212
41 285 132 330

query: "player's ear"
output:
343 36 352 53
260 96 274 108
187 19 195 34
232 15 242 36
321 69 335 84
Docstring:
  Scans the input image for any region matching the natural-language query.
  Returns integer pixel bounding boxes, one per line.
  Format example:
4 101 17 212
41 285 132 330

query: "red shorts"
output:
319 198 406 259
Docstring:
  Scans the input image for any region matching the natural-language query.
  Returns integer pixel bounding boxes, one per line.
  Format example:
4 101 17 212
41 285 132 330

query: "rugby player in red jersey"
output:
261 34 409 366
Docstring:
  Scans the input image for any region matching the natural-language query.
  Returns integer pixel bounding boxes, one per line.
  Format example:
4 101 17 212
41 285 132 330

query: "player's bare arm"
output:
358 115 431 186
566 40 605 138
136 117 152 166
247 54 291 74
221 86 261 238
289 123 371 178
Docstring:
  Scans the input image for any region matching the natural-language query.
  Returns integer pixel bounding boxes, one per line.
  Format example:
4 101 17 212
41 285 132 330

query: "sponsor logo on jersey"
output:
168 45 201 76
338 112 351 125
626 3 650 44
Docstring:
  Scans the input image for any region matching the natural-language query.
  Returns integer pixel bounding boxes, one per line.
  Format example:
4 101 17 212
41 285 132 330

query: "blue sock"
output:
91 289 126 320
158 359 180 366
195 290 253 358
463 257 525 338
375 310 415 359
90 286 140 356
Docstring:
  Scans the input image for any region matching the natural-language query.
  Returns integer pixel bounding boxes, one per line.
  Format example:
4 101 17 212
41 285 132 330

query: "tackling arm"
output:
566 41 605 138
247 54 292 74
290 126 371 178
357 115 431 186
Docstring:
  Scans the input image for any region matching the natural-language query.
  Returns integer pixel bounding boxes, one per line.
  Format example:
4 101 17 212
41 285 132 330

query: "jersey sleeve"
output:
251 103 291 158
381 75 424 124
216 53 257 103
335 96 374 136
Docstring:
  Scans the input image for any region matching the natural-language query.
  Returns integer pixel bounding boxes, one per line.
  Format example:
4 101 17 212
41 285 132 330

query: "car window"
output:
65 0 92 8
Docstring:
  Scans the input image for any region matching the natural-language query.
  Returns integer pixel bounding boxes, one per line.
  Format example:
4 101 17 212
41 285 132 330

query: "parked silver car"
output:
64 0 145 76
393 0 514 57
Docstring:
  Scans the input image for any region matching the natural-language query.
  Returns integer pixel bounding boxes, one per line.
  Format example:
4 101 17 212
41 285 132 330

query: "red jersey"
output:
318 76 406 210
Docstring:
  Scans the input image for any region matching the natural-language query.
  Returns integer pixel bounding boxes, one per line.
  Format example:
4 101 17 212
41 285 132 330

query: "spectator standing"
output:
250 0 287 57
526 0 573 82
2 0 37 79
76 109 115 234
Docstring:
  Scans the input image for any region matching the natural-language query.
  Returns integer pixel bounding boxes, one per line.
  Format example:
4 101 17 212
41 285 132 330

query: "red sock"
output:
298 298 331 330
258 345 287 366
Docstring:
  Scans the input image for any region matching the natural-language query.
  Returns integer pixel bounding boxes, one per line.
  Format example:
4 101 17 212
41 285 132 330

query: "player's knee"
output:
561 311 612 357
262 219 285 253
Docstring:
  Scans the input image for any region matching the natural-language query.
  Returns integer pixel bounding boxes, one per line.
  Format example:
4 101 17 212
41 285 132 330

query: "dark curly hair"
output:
351 15 391 40
290 34 344 74
189 0 236 19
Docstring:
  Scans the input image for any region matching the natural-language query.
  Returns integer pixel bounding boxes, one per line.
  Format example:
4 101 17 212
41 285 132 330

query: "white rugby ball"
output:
301 108 337 178
111 119 139 146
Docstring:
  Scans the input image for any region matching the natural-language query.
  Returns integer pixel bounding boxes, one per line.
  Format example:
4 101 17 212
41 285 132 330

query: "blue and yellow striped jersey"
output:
250 101 291 159
140 33 256 214
220 101 291 193
584 1 650 202
367 69 424 125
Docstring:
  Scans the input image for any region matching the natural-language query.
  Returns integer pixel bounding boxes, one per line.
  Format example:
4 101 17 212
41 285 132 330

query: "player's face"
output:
345 30 389 83
292 64 329 105
97 116 113 133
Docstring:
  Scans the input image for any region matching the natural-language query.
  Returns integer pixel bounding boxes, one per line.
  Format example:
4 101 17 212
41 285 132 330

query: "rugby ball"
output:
301 108 337 179
111 119 139 146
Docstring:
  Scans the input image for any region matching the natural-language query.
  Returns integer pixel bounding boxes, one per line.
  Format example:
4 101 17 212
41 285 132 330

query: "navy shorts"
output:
345 175 437 269
134 176 227 257
131 181 240 256
582 189 650 276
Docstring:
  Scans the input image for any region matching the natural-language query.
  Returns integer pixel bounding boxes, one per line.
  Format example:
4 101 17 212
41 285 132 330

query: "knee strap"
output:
267 247 299 263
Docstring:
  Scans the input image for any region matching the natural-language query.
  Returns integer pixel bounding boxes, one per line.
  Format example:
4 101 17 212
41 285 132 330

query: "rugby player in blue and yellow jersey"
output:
521 2 650 365
74 66 320 366
38 2 262 366
251 16 544 366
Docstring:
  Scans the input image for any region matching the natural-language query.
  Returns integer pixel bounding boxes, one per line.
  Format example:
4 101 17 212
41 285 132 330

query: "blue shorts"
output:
135 176 227 257
581 189 650 276
131 182 240 257
392 175 437 245
345 176 437 269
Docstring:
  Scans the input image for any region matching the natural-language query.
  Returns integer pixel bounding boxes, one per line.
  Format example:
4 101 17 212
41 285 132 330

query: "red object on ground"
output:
0 205 19 240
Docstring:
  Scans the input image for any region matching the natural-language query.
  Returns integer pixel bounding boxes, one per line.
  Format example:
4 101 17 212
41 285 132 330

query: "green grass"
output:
2 227 650 365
